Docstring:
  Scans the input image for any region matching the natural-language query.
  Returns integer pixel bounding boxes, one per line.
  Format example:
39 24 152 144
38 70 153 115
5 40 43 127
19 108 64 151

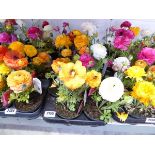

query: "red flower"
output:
42 21 49 28
1 90 13 107
5 19 17 25
0 45 8 62
27 27 42 40
120 21 131 28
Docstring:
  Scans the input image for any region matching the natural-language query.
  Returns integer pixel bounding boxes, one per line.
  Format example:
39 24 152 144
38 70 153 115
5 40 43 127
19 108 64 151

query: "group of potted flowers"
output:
0 19 155 124
0 19 52 113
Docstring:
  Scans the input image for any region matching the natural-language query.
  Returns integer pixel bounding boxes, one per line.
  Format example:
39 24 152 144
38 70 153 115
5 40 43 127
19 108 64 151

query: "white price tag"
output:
146 118 155 123
44 111 56 118
5 108 17 115
33 78 42 94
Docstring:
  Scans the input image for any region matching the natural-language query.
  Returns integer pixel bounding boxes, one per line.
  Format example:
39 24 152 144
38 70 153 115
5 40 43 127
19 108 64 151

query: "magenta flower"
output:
138 47 155 65
1 90 12 107
120 21 131 28
63 22 69 27
79 53 95 68
0 32 11 43
27 27 42 40
107 60 113 68
114 36 131 51
53 26 60 32
115 29 134 39
42 21 49 28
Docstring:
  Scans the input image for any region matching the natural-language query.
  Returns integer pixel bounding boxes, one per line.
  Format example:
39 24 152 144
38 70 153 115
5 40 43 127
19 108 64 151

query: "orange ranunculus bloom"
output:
0 45 8 62
3 50 28 70
37 52 51 63
8 41 25 54
78 46 89 55
130 27 140 36
134 60 148 68
61 49 72 57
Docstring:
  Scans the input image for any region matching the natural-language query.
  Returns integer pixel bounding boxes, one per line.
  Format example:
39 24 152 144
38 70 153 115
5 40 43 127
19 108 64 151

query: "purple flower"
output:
0 32 11 43
27 27 42 40
10 34 17 42
63 22 69 27
79 53 95 68
115 29 134 39
88 88 96 96
62 28 67 34
53 26 60 32
120 21 131 28
114 36 131 51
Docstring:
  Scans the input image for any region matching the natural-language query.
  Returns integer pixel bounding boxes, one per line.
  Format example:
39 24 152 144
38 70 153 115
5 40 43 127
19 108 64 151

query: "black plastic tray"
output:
0 79 50 120
43 92 106 126
112 113 155 125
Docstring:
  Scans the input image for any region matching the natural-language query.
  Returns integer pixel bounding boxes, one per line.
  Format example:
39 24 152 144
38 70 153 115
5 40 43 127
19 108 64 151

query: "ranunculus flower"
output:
43 25 53 32
27 26 42 40
115 29 134 39
42 21 49 28
120 21 131 28
99 77 124 102
114 36 131 51
112 57 130 72
81 22 97 36
63 22 69 27
90 43 107 60
5 19 16 25
138 47 155 65
1 90 12 107
79 53 95 68
0 32 11 43
10 34 17 42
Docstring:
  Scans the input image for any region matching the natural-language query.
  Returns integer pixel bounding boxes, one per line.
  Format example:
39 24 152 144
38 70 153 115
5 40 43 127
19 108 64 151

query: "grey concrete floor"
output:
0 116 155 134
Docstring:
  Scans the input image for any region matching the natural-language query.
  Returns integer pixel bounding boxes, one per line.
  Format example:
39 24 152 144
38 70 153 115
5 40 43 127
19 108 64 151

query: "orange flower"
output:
74 34 89 50
32 57 43 66
51 58 70 74
0 45 8 62
7 70 32 93
78 46 89 55
24 45 37 57
61 49 72 57
38 52 51 63
134 60 147 68
3 50 28 70
147 65 155 81
130 27 140 36
8 41 25 54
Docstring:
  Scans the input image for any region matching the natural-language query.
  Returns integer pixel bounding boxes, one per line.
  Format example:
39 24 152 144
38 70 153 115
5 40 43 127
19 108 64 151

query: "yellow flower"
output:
131 81 155 106
134 60 147 68
8 41 24 54
61 49 72 57
0 75 6 90
72 30 82 36
32 57 42 66
74 34 89 50
59 60 86 90
0 63 11 75
7 70 32 93
55 34 72 48
37 52 51 63
125 66 146 81
116 112 128 122
24 45 37 57
51 58 70 74
86 70 101 88
130 27 140 36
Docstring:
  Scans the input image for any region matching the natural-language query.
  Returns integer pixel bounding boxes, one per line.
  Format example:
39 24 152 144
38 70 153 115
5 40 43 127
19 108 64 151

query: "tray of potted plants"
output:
0 39 50 119
43 22 112 125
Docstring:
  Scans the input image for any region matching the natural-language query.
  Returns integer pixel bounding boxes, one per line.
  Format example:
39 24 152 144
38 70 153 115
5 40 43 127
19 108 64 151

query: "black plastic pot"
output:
42 93 106 126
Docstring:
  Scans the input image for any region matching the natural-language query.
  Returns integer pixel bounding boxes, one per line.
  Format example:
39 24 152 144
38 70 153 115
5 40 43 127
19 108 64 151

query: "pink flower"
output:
27 27 42 40
114 36 131 51
0 32 11 43
79 53 95 68
53 26 60 32
63 22 69 27
1 90 12 107
115 29 134 39
138 47 155 65
120 21 131 28
42 21 49 28
107 60 113 68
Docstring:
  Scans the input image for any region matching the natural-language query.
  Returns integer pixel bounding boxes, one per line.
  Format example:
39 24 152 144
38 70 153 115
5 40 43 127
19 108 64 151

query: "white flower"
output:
43 25 53 32
43 31 51 39
16 19 25 27
0 19 5 23
81 22 97 36
90 43 107 60
112 57 130 72
141 29 151 37
99 77 124 102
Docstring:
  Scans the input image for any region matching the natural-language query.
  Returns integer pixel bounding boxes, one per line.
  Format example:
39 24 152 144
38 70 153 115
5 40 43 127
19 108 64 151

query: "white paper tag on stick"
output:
145 118 155 123
5 108 16 115
33 78 42 94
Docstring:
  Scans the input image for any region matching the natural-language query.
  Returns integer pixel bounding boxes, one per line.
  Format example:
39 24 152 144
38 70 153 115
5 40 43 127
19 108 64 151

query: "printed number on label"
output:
5 108 17 115
44 111 56 118
146 118 155 123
